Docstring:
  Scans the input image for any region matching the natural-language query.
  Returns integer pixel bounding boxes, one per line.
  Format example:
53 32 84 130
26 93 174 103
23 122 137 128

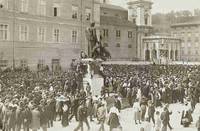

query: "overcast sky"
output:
111 0 200 14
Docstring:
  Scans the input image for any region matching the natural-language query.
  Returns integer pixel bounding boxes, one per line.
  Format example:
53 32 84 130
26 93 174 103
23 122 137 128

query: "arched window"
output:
170 50 174 60
145 50 150 61
152 49 157 59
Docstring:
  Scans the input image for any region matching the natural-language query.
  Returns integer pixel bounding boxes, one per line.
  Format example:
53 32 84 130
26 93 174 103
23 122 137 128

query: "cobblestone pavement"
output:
38 103 200 131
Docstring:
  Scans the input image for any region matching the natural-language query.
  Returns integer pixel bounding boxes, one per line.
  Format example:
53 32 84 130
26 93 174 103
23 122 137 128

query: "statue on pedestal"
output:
85 22 111 61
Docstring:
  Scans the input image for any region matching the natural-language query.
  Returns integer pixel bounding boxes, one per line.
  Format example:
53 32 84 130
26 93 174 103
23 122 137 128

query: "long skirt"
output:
62 111 69 127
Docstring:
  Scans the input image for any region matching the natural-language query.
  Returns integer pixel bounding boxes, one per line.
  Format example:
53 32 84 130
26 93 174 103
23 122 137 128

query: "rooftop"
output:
171 21 200 27
127 0 153 5
143 35 181 40
100 15 136 27
100 3 127 11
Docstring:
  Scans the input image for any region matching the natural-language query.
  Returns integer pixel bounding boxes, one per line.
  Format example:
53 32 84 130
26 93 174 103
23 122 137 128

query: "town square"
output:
0 0 200 131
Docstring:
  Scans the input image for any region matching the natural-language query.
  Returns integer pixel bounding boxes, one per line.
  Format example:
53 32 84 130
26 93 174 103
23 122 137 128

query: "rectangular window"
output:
116 43 120 47
53 7 57 16
38 27 45 42
72 6 78 19
72 30 78 43
38 0 46 16
21 0 28 12
20 59 28 68
103 29 108 38
85 8 91 21
0 60 8 67
128 31 132 38
53 28 60 42
19 25 28 41
53 3 60 17
116 30 120 38
0 24 9 40
145 18 148 25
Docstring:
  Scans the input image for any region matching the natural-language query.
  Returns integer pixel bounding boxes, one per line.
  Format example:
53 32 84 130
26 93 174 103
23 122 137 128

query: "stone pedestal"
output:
82 58 104 96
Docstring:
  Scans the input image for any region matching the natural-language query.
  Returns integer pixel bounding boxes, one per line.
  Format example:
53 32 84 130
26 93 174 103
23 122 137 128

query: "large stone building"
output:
0 0 100 70
0 0 156 70
171 21 200 62
100 3 137 60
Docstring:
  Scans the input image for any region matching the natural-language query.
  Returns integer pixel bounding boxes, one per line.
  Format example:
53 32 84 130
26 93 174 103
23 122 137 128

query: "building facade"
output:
100 3 137 60
127 0 153 60
0 0 160 70
0 0 100 70
171 22 200 62
143 35 181 64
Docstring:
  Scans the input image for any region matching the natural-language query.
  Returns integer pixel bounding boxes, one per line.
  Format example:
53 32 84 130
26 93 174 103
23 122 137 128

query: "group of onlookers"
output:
0 64 200 131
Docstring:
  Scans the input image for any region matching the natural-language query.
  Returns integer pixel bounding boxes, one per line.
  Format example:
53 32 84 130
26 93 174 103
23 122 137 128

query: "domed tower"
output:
127 0 153 60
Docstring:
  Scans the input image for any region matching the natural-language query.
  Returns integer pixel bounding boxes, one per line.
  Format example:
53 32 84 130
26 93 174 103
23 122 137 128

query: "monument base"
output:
83 74 104 96
81 58 104 96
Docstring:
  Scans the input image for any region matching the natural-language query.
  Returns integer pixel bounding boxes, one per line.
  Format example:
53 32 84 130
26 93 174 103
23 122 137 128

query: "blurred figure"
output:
132 102 141 124
108 105 122 131
97 103 107 131
196 116 200 131
155 111 161 131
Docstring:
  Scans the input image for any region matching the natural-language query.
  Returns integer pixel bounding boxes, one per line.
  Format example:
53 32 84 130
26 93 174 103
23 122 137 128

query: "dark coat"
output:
40 105 49 126
114 99 121 111
15 107 24 126
108 113 120 128
148 105 155 117
77 105 88 121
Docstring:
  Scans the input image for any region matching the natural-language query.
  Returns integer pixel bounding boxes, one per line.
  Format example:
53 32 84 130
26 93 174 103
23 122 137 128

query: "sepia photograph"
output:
0 0 200 131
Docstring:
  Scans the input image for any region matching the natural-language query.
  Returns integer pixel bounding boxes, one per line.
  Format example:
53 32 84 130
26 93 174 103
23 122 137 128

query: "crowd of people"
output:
102 64 200 131
0 63 200 131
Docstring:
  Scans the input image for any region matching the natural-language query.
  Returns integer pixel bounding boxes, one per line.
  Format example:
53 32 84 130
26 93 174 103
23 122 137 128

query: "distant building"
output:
0 0 100 70
127 0 153 60
100 3 137 60
171 21 200 62
142 34 181 64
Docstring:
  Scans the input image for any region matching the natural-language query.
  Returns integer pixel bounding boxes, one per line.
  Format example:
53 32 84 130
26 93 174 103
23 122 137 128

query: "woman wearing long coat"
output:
61 102 69 127
133 102 141 124
31 106 40 131
108 106 122 131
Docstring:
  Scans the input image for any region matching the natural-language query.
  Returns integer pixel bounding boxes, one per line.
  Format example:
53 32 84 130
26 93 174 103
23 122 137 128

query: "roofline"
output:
100 4 127 11
143 36 182 41
171 22 200 27
127 0 153 5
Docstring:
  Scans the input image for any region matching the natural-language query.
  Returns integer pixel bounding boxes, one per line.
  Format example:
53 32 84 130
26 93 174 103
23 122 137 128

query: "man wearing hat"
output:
74 100 90 131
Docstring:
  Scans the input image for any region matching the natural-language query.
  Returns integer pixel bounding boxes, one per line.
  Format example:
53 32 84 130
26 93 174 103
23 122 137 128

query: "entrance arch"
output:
145 50 150 61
